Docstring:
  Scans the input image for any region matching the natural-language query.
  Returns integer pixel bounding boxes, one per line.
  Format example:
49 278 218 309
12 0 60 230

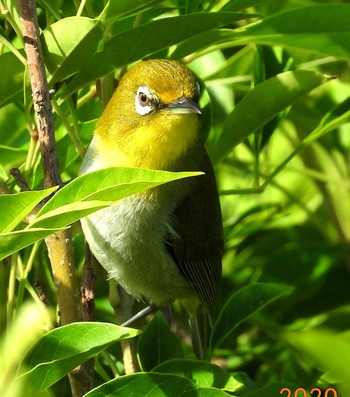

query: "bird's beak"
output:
166 97 201 115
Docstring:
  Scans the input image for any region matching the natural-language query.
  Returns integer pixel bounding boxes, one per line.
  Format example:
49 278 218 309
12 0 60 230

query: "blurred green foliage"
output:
1 0 350 396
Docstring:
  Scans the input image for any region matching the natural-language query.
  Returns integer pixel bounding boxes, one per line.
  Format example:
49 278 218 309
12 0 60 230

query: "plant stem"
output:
18 0 93 395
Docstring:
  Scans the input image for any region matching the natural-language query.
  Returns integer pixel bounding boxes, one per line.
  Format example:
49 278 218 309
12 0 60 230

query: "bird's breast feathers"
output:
81 191 195 306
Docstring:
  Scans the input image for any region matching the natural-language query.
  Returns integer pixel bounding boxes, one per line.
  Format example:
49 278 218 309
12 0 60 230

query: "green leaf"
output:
241 382 298 397
211 70 328 163
153 359 243 392
18 322 140 391
63 12 249 96
41 17 104 85
220 0 266 12
84 373 229 397
138 314 184 372
100 0 162 22
236 4 350 59
0 145 27 168
171 29 234 60
0 187 57 233
283 329 350 394
30 167 202 229
0 52 25 108
210 283 290 350
0 228 65 261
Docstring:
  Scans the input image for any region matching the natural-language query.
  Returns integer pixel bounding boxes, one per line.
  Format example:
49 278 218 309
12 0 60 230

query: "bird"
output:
80 59 223 357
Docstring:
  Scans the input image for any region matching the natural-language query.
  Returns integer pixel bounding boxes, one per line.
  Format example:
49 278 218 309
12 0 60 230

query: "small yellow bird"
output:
80 59 223 355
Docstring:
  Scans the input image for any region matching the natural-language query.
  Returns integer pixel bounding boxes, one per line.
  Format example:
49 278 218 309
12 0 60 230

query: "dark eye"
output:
138 92 151 107
135 86 157 115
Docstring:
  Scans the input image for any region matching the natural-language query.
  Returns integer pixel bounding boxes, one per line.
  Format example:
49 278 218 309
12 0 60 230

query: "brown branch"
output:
18 0 61 189
18 1 93 395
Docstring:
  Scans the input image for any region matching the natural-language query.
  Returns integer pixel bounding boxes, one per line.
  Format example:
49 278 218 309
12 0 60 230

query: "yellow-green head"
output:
94 59 201 169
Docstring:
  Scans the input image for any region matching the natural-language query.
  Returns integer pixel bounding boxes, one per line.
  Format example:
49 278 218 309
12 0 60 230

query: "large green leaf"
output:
210 283 290 350
235 4 350 59
85 372 229 397
210 70 328 163
30 167 201 229
100 0 162 22
63 12 250 97
138 314 184 372
17 322 140 391
171 29 234 59
42 16 104 85
0 187 57 233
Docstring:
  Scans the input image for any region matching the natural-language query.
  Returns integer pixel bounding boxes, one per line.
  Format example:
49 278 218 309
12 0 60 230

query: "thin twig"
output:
10 168 30 191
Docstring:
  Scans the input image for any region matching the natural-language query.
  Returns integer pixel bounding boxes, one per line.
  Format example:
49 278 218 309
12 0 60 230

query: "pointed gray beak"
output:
166 97 201 114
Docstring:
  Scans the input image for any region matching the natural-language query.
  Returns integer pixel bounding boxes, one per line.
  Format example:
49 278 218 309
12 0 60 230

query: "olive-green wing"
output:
167 150 223 322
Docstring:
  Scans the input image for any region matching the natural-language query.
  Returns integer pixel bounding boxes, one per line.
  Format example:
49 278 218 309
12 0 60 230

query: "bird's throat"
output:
96 113 200 170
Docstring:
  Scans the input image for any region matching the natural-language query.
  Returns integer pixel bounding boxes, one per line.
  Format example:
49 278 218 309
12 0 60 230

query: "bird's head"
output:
94 59 201 169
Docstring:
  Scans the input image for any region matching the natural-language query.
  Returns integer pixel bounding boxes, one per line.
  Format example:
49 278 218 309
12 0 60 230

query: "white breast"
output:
81 192 194 305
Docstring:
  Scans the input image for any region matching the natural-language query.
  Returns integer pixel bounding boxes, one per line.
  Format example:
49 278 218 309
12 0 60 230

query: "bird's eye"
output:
135 86 156 115
138 92 151 107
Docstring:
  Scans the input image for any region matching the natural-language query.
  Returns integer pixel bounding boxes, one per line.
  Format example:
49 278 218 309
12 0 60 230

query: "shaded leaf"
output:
138 315 184 372
242 382 298 397
210 283 290 350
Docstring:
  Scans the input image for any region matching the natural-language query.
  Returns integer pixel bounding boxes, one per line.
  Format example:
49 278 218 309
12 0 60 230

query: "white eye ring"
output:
135 86 154 115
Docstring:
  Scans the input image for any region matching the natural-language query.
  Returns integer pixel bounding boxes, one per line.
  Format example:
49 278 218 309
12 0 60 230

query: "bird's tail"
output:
189 304 210 359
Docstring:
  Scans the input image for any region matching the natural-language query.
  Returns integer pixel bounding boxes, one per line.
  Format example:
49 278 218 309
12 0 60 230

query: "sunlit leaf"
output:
236 4 350 60
42 17 103 85
0 187 57 233
0 228 64 261
100 0 162 22
18 322 140 391
30 167 201 229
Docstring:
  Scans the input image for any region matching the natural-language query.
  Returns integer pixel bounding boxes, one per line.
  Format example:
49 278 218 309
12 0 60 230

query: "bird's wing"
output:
166 149 223 323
